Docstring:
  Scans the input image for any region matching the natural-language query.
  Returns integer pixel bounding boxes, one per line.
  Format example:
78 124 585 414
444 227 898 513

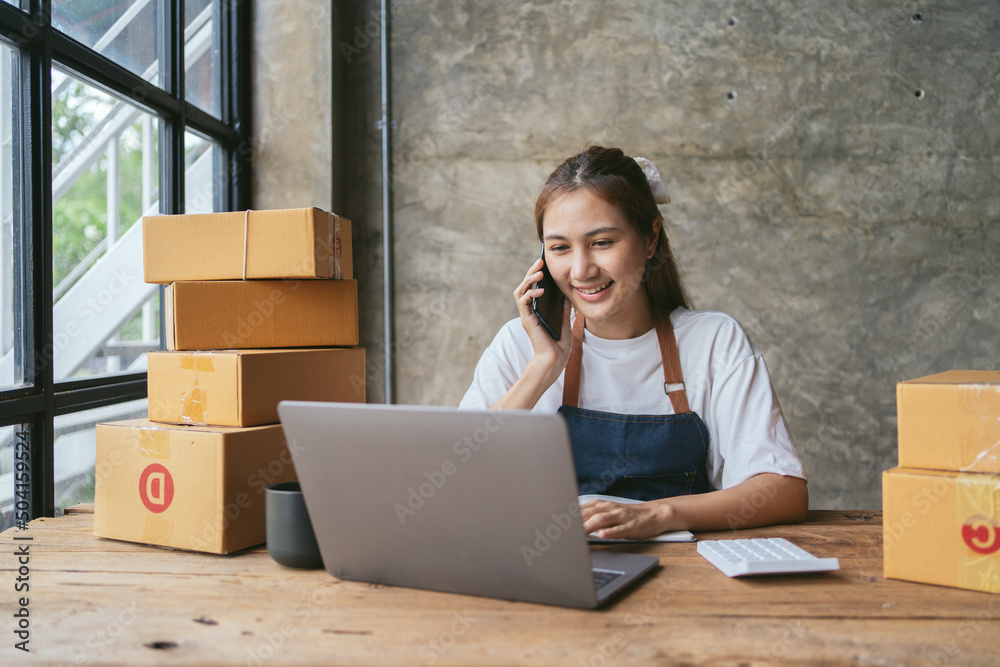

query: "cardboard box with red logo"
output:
884 370 1000 593
142 207 352 283
147 347 366 427
882 467 1000 594
94 419 296 554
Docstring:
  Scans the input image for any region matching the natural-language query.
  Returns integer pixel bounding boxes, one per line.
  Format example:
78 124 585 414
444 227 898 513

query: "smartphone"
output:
531 248 564 340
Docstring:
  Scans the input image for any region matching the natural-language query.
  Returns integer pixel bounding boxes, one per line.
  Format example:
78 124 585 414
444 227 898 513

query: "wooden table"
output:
1 507 998 666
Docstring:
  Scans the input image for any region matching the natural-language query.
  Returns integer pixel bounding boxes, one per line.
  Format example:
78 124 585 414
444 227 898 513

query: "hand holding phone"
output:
531 249 564 340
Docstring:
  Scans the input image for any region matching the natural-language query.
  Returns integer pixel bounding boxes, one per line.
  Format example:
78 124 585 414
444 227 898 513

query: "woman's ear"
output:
647 216 662 259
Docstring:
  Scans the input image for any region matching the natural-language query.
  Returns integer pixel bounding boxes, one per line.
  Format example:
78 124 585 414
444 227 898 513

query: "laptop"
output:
277 402 659 609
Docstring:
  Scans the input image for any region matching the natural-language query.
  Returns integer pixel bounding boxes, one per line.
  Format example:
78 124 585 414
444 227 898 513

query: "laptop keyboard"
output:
592 568 625 590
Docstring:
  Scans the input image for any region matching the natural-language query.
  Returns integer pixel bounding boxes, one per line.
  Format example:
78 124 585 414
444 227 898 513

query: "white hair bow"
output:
633 157 671 205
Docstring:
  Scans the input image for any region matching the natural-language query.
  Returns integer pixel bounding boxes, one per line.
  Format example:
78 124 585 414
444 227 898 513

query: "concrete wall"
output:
257 1 1000 510
251 0 333 211
252 1 388 405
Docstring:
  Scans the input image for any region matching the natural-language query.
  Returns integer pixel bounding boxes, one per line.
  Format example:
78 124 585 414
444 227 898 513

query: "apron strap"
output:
561 310 691 413
561 314 586 407
655 312 691 414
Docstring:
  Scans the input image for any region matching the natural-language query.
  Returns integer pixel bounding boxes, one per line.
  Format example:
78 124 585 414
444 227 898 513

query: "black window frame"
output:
0 0 251 523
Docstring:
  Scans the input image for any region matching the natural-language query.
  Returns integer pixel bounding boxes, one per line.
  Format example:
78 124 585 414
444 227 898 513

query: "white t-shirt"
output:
459 307 807 491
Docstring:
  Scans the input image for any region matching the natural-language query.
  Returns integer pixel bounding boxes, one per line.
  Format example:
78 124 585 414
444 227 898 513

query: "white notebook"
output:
578 494 696 543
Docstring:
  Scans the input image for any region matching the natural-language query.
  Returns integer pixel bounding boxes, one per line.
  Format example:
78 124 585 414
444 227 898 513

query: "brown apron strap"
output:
561 314 586 407
561 311 691 413
655 312 690 413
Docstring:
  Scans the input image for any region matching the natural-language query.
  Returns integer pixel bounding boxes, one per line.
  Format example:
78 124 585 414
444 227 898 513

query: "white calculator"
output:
697 537 840 577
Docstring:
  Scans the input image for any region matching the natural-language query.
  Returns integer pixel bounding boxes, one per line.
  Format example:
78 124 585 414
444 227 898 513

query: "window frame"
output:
0 0 251 521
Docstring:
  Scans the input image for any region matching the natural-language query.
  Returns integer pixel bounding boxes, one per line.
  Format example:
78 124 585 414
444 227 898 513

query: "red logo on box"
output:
139 463 174 514
961 515 1000 555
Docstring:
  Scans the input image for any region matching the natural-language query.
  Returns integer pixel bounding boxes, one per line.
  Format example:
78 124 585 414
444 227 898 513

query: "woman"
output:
460 146 808 539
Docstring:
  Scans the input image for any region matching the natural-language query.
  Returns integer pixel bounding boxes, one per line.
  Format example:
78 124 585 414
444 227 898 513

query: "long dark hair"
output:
534 146 691 316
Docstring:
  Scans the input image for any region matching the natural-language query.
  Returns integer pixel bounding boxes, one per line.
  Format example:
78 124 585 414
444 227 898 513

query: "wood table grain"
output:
1 506 997 666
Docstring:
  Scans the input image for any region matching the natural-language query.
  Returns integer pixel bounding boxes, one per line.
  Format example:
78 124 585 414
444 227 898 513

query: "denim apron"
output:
558 312 711 502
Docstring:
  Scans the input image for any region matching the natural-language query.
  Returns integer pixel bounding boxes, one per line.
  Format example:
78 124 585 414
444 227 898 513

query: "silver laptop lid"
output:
278 402 600 608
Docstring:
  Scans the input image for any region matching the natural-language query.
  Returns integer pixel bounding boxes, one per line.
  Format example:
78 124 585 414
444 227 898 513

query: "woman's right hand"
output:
491 258 574 411
514 257 573 380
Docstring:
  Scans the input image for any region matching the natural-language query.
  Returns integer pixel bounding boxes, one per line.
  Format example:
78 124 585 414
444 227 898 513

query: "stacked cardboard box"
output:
95 208 366 554
883 371 1000 593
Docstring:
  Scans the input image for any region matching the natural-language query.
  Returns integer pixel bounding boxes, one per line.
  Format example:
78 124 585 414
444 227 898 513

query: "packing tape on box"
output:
140 428 170 459
330 212 341 279
957 476 1000 593
179 353 215 372
177 354 212 424
962 438 1000 473
243 209 252 280
142 512 175 545
179 380 207 424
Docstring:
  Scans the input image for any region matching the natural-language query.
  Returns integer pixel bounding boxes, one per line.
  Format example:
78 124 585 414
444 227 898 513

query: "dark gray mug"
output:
265 481 324 569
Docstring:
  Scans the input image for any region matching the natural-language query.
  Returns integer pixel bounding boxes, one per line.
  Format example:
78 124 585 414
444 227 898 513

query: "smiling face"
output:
541 189 660 339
